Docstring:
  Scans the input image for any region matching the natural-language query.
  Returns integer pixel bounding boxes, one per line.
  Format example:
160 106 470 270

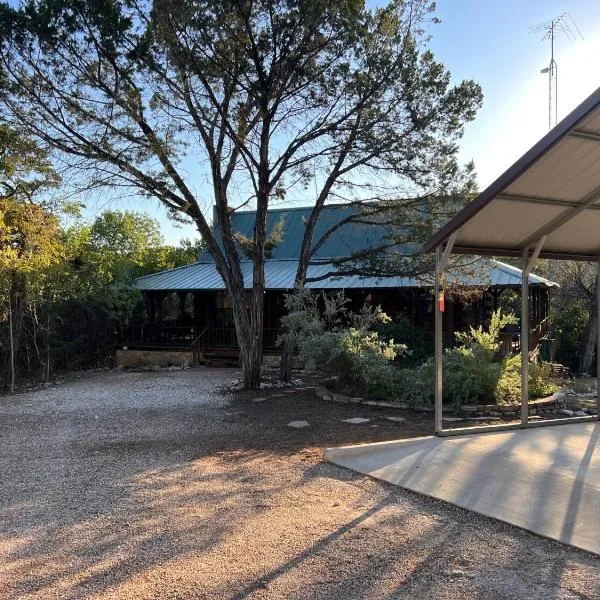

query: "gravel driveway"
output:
1 368 599 599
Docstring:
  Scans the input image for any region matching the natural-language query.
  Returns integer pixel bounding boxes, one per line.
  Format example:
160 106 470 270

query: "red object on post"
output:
438 290 445 313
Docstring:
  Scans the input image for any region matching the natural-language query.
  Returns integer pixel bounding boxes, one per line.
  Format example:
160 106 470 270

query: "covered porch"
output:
125 259 556 366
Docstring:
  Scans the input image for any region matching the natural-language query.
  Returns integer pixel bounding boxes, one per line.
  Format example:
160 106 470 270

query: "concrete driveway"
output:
326 423 600 555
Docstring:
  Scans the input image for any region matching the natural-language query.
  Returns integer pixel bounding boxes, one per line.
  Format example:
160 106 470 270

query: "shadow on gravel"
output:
2 369 598 599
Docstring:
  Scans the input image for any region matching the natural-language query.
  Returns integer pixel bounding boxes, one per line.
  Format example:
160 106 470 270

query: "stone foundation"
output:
116 348 194 369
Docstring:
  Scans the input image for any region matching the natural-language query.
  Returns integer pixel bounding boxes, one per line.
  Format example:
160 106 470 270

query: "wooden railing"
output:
191 327 208 365
204 327 284 349
118 325 284 351
119 325 197 346
501 316 550 356
530 316 550 351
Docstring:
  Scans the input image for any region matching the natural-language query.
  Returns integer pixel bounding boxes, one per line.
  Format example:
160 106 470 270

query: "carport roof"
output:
425 86 600 260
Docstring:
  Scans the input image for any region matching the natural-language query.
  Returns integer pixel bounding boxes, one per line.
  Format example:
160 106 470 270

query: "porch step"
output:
201 348 240 367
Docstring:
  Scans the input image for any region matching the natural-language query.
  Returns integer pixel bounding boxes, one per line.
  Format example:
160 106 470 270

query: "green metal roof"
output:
135 204 558 291
198 204 412 263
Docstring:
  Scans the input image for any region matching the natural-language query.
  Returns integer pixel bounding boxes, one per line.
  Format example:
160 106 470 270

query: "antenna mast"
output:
529 13 583 130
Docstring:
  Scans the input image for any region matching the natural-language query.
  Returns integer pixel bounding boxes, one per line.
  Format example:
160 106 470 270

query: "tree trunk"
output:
580 281 598 375
8 292 15 393
228 283 263 389
278 339 294 383
45 304 51 383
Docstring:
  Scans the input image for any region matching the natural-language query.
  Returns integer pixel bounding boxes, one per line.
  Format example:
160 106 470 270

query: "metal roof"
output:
134 258 556 291
424 86 600 261
198 204 413 263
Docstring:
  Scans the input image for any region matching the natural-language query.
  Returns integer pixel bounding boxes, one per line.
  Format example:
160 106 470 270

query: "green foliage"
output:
280 290 407 399
1 204 202 387
454 310 518 357
551 300 588 372
0 123 60 200
395 310 557 408
495 355 557 404
396 346 503 409
235 215 286 260
375 314 433 367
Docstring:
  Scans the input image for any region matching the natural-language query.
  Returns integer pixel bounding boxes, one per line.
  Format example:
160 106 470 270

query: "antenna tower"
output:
529 13 583 129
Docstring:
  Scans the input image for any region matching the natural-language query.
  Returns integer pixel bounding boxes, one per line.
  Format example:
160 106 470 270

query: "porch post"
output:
521 249 529 426
435 245 443 434
597 257 600 419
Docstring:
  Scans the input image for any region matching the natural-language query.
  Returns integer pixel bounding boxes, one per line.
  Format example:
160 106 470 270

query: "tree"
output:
0 0 482 388
552 260 598 374
0 122 61 390
63 209 203 331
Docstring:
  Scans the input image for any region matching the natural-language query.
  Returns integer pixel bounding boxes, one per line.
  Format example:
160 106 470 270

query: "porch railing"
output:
118 325 284 350
500 316 550 356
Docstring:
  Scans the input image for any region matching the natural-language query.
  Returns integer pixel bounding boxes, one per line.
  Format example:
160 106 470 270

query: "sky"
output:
78 0 600 245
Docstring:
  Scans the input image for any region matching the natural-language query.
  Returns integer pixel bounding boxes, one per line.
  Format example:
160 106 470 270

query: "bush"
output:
397 310 557 408
395 347 503 409
280 290 408 399
494 354 557 404
375 314 433 367
552 300 588 372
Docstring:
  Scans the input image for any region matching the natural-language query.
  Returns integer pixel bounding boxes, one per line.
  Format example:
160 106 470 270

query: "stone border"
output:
459 394 567 418
314 386 575 418
314 387 433 412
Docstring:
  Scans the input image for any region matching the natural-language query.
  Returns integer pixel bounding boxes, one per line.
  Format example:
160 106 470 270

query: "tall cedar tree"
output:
0 0 482 388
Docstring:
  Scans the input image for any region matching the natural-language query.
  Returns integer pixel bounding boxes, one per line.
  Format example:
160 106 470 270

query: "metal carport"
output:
424 86 600 436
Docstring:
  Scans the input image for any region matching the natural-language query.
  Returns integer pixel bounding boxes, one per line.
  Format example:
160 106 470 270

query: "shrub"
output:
495 355 558 404
397 310 557 408
395 347 503 409
280 290 407 399
443 347 503 407
375 314 433 367
552 300 588 372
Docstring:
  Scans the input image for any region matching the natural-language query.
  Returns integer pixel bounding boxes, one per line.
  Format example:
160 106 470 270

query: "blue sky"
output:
79 0 600 245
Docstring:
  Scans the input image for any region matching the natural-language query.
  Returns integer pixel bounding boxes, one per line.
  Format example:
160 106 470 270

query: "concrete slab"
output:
325 423 600 555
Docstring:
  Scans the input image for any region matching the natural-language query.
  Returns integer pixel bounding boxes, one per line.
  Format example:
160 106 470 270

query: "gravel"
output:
1 367 599 599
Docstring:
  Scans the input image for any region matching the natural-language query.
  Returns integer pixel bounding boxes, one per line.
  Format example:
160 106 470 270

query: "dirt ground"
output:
0 367 599 600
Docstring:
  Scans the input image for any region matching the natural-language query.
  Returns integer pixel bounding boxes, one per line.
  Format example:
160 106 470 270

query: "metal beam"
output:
450 245 599 262
518 183 600 249
498 193 600 212
439 232 457 273
570 129 600 143
524 236 547 277
437 415 597 437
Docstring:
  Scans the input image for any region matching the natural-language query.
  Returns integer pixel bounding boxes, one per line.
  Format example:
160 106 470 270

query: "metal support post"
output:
521 248 529 425
597 257 600 419
435 245 443 434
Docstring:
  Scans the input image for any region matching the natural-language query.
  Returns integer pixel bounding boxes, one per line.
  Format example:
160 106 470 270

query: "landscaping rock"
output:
287 420 310 428
561 409 574 417
342 417 370 424
252 397 267 403
442 416 464 422
385 416 407 423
